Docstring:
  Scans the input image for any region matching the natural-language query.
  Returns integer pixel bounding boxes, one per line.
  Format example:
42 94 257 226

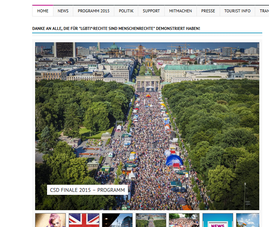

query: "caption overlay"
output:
47 185 128 195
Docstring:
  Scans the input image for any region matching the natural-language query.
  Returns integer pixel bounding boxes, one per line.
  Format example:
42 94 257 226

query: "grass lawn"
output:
79 127 114 139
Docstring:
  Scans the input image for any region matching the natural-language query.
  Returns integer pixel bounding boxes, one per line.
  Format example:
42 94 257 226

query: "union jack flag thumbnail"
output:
69 213 99 227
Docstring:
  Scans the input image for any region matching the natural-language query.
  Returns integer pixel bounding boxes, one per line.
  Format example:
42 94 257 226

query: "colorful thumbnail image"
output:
203 214 233 227
35 213 66 227
103 213 132 227
169 213 199 227
69 213 99 226
236 213 259 227
136 213 166 227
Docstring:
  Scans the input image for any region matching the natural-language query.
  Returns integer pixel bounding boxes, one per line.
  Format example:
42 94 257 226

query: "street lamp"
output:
244 182 246 210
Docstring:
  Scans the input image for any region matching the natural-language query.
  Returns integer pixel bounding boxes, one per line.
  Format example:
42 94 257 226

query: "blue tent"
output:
166 155 183 166
164 119 170 125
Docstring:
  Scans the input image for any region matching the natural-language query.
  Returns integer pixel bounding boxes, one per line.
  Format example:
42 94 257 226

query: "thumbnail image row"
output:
35 213 259 227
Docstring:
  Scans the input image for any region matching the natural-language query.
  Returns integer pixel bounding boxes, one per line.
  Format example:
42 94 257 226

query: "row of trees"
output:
36 80 134 152
153 64 161 76
153 220 166 227
136 220 148 227
169 213 198 220
139 65 147 75
36 141 116 210
162 79 259 210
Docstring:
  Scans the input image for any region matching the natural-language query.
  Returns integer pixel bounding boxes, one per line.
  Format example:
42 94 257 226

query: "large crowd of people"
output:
95 91 210 210
170 217 199 227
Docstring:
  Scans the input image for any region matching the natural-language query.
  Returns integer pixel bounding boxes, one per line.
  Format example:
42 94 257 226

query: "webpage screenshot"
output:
27 1 267 227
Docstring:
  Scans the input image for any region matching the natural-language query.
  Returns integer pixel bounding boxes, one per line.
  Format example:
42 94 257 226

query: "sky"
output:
237 213 259 227
35 42 258 50
111 213 132 225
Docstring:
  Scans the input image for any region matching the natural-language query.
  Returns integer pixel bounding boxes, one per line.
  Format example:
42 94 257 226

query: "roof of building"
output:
110 43 119 50
190 55 196 59
164 64 233 71
212 59 248 63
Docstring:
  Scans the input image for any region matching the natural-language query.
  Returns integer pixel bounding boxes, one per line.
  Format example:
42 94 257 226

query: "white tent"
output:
172 138 178 143
164 150 171 157
128 171 136 180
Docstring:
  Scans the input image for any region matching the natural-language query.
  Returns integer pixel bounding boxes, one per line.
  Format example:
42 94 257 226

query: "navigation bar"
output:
33 5 269 17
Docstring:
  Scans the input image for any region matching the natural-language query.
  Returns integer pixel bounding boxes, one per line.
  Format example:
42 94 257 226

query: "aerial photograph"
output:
136 213 166 227
35 42 259 210
169 213 199 227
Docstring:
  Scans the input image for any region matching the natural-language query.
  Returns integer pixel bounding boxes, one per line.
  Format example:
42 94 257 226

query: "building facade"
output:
135 74 161 91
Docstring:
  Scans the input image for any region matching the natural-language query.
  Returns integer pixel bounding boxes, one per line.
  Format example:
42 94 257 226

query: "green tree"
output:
231 153 259 210
169 213 179 219
37 126 58 153
208 165 236 209
64 103 81 138
43 141 76 183
84 102 110 134
214 128 258 148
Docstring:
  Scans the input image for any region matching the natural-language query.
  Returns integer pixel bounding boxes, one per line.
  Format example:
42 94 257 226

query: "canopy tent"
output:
128 171 136 180
116 125 122 131
125 163 137 168
170 181 182 187
101 165 111 172
146 94 151 97
164 150 171 157
129 153 136 161
178 197 187 205
171 187 180 192
182 205 192 210
164 119 170 125
166 155 183 166
122 133 132 138
170 150 176 154
124 138 131 146
176 170 189 175
172 138 178 143
173 163 180 171
165 124 170 129
173 163 180 168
